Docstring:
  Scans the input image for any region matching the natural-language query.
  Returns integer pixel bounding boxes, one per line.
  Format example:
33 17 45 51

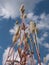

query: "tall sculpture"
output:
5 4 41 65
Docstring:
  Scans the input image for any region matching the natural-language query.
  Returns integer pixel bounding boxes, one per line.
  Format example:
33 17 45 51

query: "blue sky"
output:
0 0 49 65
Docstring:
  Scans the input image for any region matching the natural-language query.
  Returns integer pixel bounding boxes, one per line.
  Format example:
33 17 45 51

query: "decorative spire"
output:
20 4 27 19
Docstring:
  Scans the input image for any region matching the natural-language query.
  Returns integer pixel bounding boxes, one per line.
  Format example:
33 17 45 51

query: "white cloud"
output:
27 13 34 19
36 35 49 49
37 22 49 30
43 43 49 49
38 37 49 49
39 37 44 42
43 54 49 63
27 12 39 22
27 12 49 30
0 46 2 49
39 32 48 42
37 14 49 30
2 47 10 65
0 0 42 19
40 13 46 20
9 29 15 35
37 36 49 49
43 32 48 38
37 32 48 49
9 24 20 35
